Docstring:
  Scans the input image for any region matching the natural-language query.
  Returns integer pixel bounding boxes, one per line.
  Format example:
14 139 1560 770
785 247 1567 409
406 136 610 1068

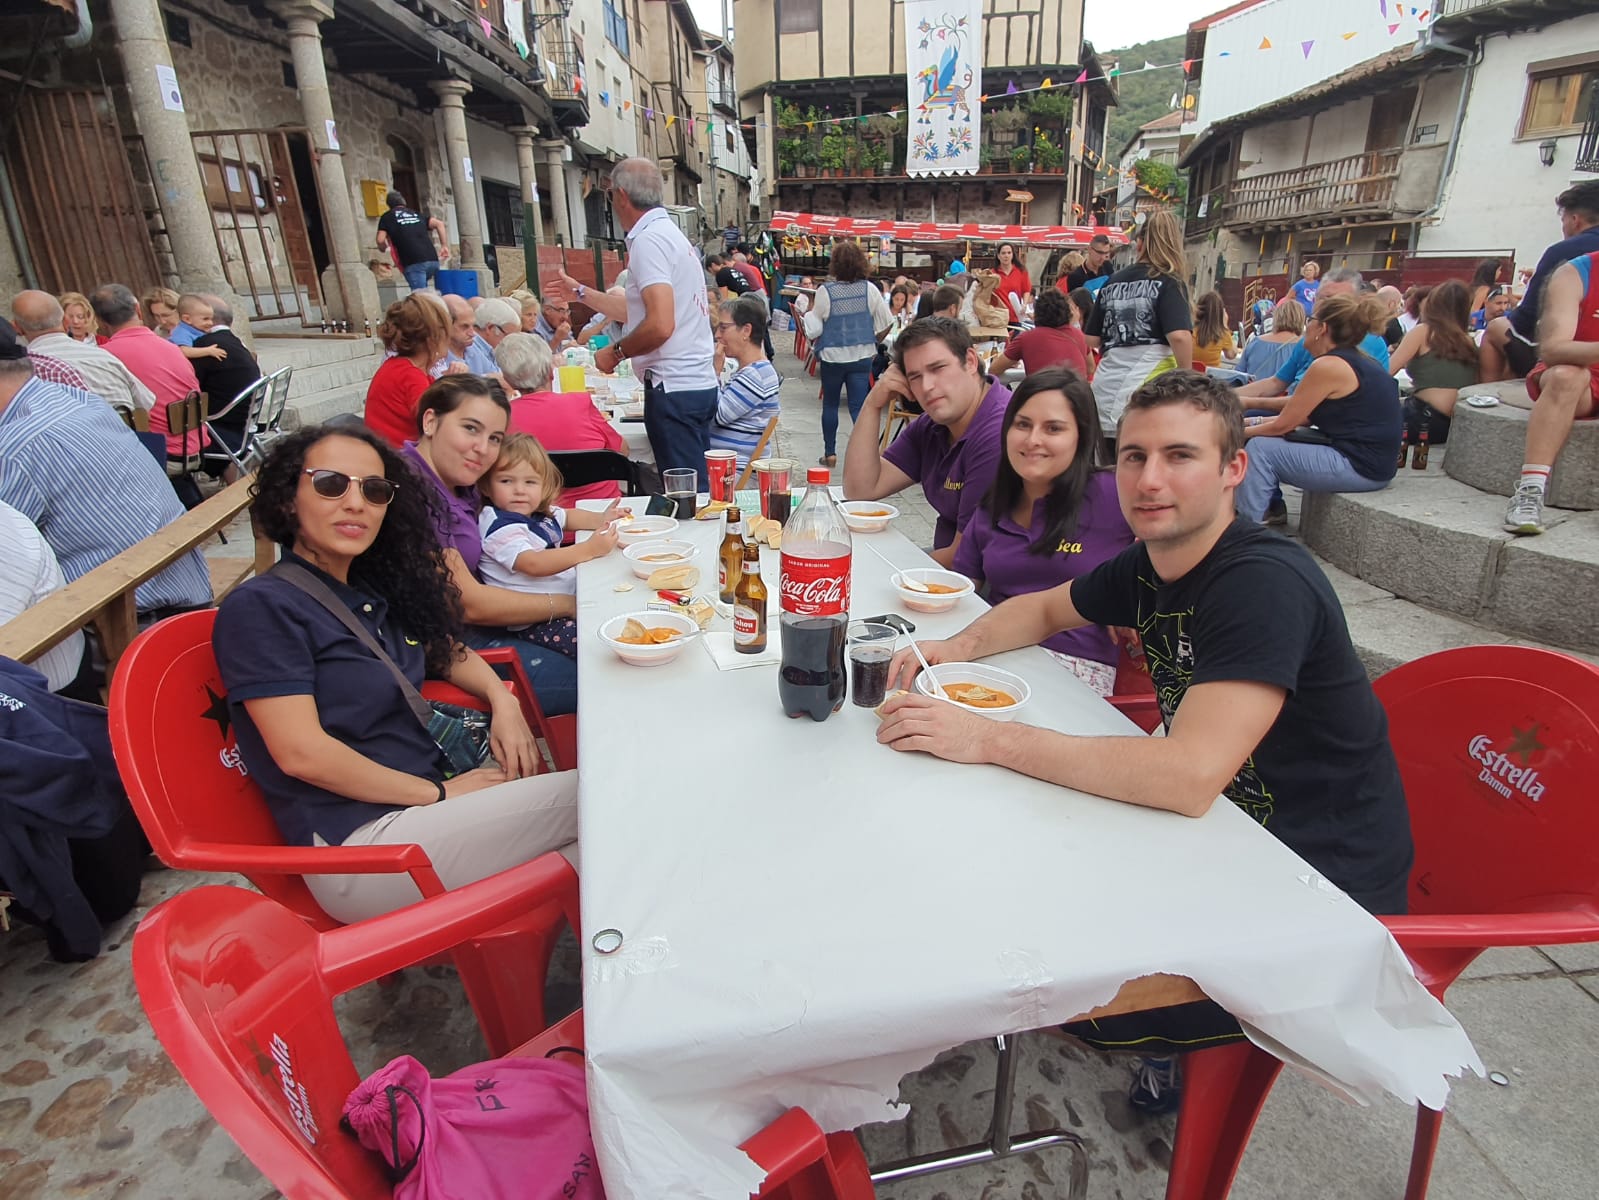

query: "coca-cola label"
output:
780 552 851 616
733 605 761 642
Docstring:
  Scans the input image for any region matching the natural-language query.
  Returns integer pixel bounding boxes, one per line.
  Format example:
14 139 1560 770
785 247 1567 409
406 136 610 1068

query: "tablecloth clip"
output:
866 949 1088 1195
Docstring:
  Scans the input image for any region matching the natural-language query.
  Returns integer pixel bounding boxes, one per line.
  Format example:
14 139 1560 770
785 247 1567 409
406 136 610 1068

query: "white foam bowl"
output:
597 609 699 666
891 568 975 613
914 662 1031 722
615 515 678 546
622 539 700 579
839 500 900 533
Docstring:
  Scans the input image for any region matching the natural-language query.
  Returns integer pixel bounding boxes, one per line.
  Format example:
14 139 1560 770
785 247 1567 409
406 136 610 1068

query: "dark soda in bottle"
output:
778 466 852 720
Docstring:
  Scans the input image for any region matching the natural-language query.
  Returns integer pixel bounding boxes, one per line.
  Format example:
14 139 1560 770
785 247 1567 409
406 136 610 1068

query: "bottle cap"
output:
806 466 831 485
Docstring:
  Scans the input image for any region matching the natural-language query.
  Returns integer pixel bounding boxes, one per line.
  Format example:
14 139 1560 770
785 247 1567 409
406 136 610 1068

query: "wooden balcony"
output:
1434 0 1597 31
1222 149 1404 230
542 38 588 128
1578 85 1599 174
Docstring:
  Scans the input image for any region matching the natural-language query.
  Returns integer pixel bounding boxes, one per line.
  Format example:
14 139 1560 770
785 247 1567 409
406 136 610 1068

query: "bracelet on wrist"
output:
434 778 446 803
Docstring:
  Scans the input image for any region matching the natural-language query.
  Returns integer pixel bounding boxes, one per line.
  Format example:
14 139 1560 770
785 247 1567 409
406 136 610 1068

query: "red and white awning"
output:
768 211 1128 249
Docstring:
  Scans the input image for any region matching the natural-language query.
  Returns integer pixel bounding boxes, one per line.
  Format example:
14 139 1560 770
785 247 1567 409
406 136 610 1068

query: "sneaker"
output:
1263 498 1288 527
1128 1054 1182 1116
1503 484 1546 536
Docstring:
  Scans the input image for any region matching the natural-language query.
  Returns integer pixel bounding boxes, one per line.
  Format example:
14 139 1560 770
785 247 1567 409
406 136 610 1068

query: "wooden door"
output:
1367 85 1417 153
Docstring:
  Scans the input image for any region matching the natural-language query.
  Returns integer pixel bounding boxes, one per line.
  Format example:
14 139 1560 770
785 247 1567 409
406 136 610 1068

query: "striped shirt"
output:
23 330 157 412
0 499 85 692
708 359 781 468
0 376 212 612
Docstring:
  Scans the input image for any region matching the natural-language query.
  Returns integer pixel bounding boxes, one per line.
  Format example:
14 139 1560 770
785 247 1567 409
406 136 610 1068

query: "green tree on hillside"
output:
1100 34 1194 156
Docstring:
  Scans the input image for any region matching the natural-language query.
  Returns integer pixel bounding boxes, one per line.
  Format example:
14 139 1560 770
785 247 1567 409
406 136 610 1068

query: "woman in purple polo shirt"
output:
400 376 580 716
953 368 1134 695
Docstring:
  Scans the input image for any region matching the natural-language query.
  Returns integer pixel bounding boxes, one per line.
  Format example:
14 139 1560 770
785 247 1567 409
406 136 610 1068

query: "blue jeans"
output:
464 627 578 717
1237 438 1390 522
643 380 718 478
818 356 873 457
1244 410 1284 512
403 260 439 290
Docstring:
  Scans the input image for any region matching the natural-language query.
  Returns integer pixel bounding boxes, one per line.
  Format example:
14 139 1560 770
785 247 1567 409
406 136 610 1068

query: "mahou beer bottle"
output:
779 467 852 720
733 536 767 653
718 506 744 604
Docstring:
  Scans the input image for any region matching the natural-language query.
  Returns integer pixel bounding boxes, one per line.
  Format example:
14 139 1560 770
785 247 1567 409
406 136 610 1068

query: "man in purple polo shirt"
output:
843 317 1009 566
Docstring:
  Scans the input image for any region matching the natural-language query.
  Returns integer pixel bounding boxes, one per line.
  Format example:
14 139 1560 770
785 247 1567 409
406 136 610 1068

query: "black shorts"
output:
1505 329 1539 378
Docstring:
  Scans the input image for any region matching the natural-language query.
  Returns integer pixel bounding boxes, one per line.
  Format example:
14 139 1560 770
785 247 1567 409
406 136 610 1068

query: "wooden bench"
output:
0 475 276 677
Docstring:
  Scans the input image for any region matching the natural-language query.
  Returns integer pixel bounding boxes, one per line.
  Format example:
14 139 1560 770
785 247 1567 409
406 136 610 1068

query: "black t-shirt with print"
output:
378 206 437 267
715 265 755 296
1083 263 1193 350
1070 520 1412 911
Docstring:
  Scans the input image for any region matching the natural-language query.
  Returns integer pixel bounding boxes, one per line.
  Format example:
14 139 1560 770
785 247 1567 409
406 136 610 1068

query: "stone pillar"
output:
430 78 492 294
269 0 381 329
107 0 252 339
509 124 546 250
539 139 573 248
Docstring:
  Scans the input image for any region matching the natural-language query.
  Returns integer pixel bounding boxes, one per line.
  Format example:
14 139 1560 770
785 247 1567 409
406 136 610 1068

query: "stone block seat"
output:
1300 458 1599 656
1444 381 1599 511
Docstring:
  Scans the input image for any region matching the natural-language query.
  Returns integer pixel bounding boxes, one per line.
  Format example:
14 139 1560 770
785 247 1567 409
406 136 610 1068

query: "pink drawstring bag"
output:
343 1052 605 1199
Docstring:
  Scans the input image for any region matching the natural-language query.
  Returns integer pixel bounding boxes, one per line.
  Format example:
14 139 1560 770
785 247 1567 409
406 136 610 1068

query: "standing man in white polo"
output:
590 158 719 476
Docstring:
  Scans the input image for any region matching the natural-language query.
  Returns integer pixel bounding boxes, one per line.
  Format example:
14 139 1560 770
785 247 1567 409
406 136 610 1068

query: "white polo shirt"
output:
623 207 717 390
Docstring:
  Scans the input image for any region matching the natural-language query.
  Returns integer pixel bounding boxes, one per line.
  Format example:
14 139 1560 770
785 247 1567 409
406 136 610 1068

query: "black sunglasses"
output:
302 468 398 505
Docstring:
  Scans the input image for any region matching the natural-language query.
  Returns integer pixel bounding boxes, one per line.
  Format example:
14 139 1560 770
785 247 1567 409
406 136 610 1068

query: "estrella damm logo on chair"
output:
1466 724 1549 803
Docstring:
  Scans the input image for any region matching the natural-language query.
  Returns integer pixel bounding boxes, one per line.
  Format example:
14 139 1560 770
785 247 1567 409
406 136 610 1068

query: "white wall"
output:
564 0 642 160
465 118 521 246
1195 0 1428 135
1237 115 1310 176
1306 95 1374 162
1419 12 1599 274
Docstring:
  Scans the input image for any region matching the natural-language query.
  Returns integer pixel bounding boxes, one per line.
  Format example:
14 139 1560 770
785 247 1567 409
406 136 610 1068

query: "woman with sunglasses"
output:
402 375 580 717
212 426 578 923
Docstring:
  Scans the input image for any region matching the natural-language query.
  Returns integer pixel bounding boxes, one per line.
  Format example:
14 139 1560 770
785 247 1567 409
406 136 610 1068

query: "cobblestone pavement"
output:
3 338 1595 1199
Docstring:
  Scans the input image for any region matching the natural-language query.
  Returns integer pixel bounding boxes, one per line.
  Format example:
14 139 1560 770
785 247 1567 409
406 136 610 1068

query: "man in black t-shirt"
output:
1063 233 1114 293
707 252 754 298
376 191 445 291
879 369 1412 1108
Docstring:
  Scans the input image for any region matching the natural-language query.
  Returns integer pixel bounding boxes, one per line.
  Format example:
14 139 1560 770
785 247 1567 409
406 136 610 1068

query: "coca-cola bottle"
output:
779 467 852 721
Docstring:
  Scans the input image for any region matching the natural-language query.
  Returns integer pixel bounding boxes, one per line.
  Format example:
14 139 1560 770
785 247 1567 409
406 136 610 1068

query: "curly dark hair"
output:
252 425 465 676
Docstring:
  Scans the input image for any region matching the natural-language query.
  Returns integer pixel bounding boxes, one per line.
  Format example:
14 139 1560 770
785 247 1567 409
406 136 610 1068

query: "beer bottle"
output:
1411 405 1430 471
734 536 767 654
718 506 744 605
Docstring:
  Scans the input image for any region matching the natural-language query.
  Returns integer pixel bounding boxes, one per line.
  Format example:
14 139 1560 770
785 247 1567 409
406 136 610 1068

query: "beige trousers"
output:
307 770 580 924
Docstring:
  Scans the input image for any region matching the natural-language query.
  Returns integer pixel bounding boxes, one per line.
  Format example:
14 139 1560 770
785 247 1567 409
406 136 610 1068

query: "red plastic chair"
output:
108 609 576 1056
418 643 576 773
132 863 874 1200
1162 644 1599 1199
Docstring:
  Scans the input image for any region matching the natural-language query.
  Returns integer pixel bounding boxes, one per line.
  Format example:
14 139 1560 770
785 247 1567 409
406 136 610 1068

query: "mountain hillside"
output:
1100 33 1192 156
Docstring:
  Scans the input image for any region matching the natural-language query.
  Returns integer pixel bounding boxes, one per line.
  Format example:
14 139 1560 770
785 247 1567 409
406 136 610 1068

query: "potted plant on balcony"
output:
1031 90 1072 130
819 131 849 178
1011 143 1033 174
979 145 995 174
1035 131 1065 174
842 136 862 177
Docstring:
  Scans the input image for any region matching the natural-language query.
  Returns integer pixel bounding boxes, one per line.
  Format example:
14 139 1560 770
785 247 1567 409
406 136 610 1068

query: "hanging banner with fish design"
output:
904 0 982 177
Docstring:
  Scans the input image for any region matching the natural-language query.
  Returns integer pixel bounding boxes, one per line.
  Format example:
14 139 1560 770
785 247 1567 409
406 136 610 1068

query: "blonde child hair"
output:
480 432 564 514
176 292 212 322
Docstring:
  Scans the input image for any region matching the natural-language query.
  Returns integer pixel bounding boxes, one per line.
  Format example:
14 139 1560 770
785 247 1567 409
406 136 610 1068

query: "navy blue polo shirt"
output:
212 552 444 846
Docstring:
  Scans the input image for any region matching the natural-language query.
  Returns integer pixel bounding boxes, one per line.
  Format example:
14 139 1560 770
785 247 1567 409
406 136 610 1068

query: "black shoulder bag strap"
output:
270 561 434 731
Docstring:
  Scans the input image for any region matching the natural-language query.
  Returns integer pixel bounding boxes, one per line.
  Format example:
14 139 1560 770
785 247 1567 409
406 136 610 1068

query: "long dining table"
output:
571 497 1482 1199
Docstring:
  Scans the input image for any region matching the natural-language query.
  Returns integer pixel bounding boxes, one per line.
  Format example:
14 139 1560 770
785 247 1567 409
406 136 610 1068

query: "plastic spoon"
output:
905 634 940 691
859 539 930 591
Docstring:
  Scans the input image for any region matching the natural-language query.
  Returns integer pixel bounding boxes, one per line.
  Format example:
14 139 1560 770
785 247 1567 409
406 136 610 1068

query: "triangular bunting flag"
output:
1301 40 1314 57
1144 60 1156 71
1042 76 1053 88
804 121 814 131
599 91 610 106
1108 66 1121 78
666 114 676 127
1259 37 1273 50
1379 0 1387 15
1074 70 1087 83
479 16 491 37
1218 50 1231 57
645 107 654 119
1342 31 1358 39
1388 21 1401 33
622 99 631 112
1182 59 1194 74
1005 80 1018 95
979 94 988 103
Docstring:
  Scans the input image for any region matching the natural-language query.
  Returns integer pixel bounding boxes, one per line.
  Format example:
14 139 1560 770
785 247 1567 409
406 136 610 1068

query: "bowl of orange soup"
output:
891 568 975 613
914 662 1030 721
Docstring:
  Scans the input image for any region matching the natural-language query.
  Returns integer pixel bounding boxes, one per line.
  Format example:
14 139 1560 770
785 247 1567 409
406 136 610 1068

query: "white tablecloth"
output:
573 503 1481 1199
607 416 653 467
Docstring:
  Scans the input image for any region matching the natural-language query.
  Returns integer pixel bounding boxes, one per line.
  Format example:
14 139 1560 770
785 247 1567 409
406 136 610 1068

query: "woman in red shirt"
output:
990 289 1090 379
993 241 1032 325
496 331 629 504
364 295 447 447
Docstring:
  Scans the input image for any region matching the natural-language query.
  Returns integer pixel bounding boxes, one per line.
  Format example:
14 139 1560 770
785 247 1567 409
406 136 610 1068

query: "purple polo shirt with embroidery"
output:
401 441 484 573
883 377 1010 548
952 471 1133 666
